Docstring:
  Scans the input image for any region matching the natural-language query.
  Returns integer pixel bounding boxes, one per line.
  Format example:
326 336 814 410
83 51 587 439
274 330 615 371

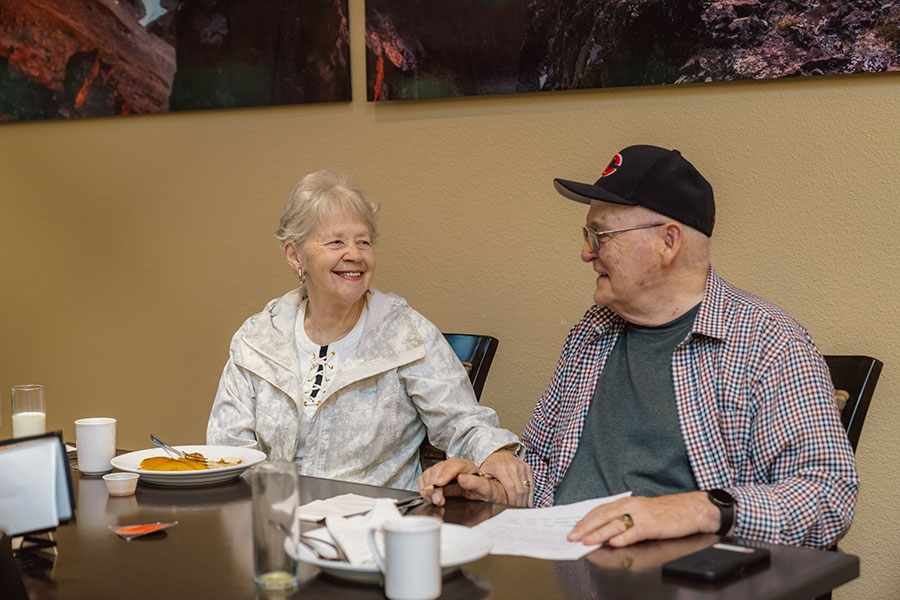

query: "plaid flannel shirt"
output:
523 267 858 549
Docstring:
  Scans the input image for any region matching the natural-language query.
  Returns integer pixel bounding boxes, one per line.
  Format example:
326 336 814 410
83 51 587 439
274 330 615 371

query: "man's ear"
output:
660 223 683 265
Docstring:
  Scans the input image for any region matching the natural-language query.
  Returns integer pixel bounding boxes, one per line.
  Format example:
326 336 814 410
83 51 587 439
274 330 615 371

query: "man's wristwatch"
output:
706 489 735 535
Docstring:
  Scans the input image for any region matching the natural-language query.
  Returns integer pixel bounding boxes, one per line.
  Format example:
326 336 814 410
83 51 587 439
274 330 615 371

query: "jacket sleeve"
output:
399 313 519 467
726 339 859 549
206 345 263 452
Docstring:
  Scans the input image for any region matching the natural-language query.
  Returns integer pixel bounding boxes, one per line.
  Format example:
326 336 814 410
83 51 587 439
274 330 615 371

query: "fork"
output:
397 495 425 514
149 434 211 466
268 520 348 562
296 537 345 562
299 535 349 562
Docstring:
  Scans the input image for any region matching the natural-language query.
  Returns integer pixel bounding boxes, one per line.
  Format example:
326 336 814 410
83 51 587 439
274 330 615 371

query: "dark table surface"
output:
18 470 858 600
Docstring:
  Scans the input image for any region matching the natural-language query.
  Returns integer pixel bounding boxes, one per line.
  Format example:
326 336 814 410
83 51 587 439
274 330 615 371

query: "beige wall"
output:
1 1 897 597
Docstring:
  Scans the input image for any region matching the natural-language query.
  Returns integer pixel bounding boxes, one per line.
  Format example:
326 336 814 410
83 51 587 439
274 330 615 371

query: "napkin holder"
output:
0 431 76 558
16 530 58 555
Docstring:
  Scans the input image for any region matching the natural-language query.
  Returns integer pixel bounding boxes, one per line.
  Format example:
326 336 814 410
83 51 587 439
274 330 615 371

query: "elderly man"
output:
420 145 858 550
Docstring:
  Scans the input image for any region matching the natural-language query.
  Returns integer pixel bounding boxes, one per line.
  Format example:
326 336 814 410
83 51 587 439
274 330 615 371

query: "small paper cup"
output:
103 472 139 496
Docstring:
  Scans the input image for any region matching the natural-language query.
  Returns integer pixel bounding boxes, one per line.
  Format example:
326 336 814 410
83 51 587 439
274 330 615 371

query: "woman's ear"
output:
284 242 302 271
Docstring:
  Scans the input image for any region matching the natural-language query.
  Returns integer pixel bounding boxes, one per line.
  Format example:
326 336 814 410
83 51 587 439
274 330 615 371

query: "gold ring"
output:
476 471 497 481
522 480 532 487
619 513 634 529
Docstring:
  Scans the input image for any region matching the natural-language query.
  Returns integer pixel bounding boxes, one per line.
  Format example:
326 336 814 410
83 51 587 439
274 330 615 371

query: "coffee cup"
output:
367 516 442 600
75 417 117 475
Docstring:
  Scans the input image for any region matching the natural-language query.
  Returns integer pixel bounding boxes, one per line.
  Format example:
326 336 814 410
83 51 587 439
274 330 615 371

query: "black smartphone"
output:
662 542 771 582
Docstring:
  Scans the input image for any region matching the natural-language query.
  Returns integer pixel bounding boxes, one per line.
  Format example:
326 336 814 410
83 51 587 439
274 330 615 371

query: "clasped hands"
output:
418 456 722 548
417 453 534 508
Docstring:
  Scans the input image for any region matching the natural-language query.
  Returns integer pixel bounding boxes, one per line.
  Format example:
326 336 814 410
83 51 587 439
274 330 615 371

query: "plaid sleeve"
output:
523 312 609 508
523 330 573 508
727 339 859 548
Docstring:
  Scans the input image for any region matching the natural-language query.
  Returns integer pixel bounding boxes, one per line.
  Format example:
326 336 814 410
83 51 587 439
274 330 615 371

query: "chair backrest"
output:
442 333 499 401
419 333 500 470
824 355 883 452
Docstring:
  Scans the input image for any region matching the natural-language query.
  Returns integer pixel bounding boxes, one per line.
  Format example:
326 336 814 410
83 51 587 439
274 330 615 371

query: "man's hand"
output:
567 491 722 547
479 449 534 507
417 458 508 506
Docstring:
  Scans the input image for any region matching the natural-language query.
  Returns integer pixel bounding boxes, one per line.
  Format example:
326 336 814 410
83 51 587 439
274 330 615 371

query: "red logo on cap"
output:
601 154 622 177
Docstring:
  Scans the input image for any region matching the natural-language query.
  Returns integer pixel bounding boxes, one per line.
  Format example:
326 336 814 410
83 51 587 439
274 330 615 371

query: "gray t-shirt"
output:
554 304 700 504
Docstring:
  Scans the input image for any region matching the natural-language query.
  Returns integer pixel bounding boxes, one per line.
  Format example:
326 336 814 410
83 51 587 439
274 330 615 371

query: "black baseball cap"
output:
553 145 715 236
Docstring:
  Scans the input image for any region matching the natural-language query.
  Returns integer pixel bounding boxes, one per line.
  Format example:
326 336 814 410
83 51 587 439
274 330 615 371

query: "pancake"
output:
140 456 209 471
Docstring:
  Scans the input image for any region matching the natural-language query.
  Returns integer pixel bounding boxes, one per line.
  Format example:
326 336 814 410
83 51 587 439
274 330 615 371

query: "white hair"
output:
275 170 378 247
680 224 711 268
630 204 710 268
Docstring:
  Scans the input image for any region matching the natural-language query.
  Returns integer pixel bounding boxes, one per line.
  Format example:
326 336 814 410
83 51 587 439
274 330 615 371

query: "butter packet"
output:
113 521 178 540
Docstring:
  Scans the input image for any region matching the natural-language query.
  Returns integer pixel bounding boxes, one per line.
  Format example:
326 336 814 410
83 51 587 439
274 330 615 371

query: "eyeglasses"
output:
582 223 666 253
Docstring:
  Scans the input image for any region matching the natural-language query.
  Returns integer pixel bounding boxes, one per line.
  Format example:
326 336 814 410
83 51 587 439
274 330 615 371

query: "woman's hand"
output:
417 458 508 506
480 449 534 507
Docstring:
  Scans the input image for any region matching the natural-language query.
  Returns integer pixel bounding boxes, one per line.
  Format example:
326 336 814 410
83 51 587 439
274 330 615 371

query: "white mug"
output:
367 516 442 600
75 417 117 475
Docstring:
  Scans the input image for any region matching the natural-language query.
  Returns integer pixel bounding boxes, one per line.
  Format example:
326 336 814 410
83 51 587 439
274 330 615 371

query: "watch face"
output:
708 489 734 506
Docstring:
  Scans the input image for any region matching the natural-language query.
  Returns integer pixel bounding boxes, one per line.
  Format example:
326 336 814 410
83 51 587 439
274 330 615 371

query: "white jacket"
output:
207 287 518 490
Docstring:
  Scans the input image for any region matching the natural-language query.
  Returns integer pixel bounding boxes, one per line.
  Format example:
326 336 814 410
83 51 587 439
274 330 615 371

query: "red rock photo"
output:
0 0 350 123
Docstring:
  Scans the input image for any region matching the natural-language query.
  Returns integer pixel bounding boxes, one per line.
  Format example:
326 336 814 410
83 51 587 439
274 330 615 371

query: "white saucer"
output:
287 523 491 584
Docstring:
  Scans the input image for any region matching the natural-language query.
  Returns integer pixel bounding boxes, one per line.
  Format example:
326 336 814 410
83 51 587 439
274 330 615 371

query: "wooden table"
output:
17 471 858 599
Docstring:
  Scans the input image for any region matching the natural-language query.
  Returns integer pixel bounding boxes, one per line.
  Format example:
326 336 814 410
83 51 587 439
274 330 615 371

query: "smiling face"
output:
293 209 375 309
581 201 666 317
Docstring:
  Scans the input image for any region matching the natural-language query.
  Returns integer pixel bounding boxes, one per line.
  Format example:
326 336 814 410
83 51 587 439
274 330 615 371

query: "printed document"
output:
473 492 632 560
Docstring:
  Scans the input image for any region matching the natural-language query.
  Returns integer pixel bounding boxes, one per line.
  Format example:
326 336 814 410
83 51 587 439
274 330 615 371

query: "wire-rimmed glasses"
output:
582 223 666 253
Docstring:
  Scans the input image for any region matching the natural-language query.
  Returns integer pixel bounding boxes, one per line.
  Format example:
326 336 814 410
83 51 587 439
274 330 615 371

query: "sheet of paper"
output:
472 492 632 560
0 440 61 536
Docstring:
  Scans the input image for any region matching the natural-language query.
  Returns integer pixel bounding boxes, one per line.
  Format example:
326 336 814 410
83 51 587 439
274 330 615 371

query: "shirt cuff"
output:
501 441 527 459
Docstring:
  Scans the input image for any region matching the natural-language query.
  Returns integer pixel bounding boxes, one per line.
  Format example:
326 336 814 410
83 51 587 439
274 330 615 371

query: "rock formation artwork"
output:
0 0 350 123
365 0 900 101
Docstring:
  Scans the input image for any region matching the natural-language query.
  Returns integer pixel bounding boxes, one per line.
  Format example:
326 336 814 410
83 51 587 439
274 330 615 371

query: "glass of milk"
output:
11 384 46 437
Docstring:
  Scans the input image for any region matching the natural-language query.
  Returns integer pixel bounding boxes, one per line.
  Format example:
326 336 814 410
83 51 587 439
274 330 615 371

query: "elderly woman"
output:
207 170 531 502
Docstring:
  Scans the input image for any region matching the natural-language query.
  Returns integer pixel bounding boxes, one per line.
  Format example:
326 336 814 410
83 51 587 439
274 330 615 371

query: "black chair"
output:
815 355 883 600
824 355 883 453
419 333 500 469
442 333 499 401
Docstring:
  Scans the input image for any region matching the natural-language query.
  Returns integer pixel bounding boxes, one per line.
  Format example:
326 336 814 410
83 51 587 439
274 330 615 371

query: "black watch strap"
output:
706 489 735 536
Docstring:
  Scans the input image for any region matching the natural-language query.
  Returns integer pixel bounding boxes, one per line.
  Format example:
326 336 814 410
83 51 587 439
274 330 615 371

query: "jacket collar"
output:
233 288 426 403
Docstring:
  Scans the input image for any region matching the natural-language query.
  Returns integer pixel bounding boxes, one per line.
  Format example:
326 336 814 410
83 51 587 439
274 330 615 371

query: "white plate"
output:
109 445 267 487
287 523 491 585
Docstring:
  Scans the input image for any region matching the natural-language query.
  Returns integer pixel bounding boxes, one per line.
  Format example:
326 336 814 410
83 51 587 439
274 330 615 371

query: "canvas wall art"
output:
365 0 900 101
0 0 350 123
